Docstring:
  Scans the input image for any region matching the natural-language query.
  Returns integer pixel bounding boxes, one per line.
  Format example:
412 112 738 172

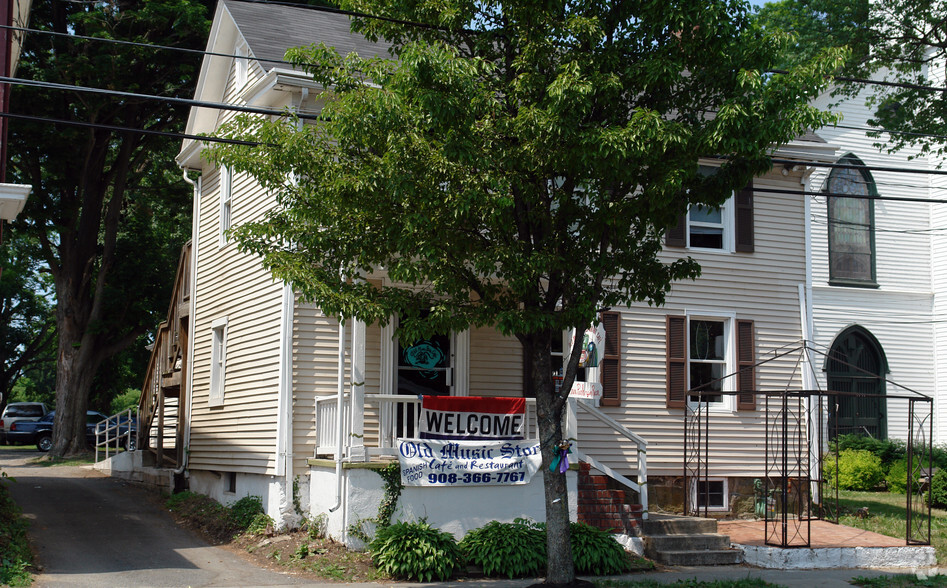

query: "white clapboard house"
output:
134 0 919 545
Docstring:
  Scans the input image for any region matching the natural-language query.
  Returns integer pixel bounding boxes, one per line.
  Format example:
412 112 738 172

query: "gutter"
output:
176 168 201 476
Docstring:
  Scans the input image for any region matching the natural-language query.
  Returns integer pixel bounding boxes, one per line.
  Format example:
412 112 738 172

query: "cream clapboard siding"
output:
807 86 936 442
575 169 809 477
291 302 346 472
469 327 523 397
189 46 284 475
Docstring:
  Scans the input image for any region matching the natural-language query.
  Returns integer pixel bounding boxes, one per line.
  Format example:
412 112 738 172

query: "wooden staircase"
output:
138 242 191 470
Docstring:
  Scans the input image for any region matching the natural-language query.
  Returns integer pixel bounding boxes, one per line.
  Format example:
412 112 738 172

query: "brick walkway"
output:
718 518 906 548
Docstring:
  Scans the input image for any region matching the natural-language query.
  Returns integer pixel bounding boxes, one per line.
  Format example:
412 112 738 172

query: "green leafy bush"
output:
824 449 884 491
460 519 546 578
0 480 32 586
832 434 905 467
885 459 922 495
569 522 630 576
370 520 463 582
928 469 947 509
246 512 274 535
230 495 265 530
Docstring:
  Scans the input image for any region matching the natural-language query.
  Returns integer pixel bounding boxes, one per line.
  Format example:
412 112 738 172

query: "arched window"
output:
826 326 888 440
826 154 877 286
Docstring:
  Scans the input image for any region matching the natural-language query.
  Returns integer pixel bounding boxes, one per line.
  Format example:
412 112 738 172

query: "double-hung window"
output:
667 314 756 411
219 166 232 247
665 168 754 253
209 318 228 407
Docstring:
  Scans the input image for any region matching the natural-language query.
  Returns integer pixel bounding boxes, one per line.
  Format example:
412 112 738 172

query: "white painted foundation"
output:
309 462 579 549
188 469 296 529
738 543 937 569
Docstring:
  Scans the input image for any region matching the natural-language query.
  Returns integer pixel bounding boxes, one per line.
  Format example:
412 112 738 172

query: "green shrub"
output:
569 522 630 576
832 434 905 467
246 512 274 535
928 469 947 509
460 519 546 578
885 459 919 494
0 480 32 586
824 449 884 491
230 495 265 530
370 520 463 582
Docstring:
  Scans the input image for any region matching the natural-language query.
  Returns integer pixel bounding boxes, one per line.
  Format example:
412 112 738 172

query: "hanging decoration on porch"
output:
550 440 572 473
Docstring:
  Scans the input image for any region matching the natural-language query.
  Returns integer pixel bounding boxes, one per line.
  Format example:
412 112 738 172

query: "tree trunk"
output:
50 290 99 457
525 331 575 585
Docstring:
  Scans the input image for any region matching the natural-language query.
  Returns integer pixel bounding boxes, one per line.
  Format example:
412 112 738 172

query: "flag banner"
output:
419 396 526 440
398 438 542 487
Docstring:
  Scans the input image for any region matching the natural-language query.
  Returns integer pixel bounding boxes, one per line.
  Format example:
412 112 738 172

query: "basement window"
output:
226 472 237 494
693 478 728 511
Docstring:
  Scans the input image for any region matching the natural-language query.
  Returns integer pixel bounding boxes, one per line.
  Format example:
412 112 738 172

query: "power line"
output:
0 76 325 122
768 68 947 94
755 186 947 204
0 111 264 146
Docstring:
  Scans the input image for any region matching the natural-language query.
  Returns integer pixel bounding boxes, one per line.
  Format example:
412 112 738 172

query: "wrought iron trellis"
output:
683 341 933 548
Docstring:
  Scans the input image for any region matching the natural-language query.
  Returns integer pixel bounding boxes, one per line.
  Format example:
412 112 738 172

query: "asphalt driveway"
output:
0 447 305 587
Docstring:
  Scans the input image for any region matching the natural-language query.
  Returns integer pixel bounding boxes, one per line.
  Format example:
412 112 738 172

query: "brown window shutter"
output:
665 213 687 247
600 311 620 406
737 319 756 410
735 180 754 253
666 315 686 409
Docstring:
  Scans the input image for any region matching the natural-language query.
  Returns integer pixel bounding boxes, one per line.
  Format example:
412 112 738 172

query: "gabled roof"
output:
225 0 392 70
178 0 391 167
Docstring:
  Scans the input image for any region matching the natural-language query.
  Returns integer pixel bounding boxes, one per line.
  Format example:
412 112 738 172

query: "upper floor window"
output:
827 154 876 287
235 42 249 89
219 166 232 247
665 169 754 253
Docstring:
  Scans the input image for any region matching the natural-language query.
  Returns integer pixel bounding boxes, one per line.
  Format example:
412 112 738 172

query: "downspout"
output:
176 168 200 476
329 311 345 512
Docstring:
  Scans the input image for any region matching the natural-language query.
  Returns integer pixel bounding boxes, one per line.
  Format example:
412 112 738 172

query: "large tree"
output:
210 1 843 583
754 0 947 157
8 0 209 456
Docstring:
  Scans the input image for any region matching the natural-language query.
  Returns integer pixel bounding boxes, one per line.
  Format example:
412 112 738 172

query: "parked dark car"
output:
8 410 109 452
0 402 49 445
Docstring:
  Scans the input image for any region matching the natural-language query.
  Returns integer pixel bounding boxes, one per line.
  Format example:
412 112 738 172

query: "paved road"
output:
0 447 305 587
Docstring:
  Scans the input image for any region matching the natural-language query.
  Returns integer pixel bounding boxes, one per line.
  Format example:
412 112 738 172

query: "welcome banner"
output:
398 438 542 487
418 396 526 441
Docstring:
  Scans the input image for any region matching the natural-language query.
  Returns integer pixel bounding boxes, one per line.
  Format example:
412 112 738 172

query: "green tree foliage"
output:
752 0 869 72
754 0 947 158
0 231 55 409
8 0 210 455
208 1 844 582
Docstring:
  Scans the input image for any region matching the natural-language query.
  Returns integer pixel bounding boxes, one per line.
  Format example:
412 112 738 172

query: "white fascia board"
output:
179 1 239 154
772 140 840 164
242 69 323 107
0 183 31 221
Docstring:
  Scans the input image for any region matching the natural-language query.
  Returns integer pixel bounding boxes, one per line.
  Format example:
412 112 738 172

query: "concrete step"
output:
651 549 744 566
641 514 718 535
644 533 732 552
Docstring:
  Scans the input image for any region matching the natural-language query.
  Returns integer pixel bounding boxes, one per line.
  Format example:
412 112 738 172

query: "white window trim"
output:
686 194 735 252
219 165 232 248
691 477 730 512
685 310 736 412
209 317 228 407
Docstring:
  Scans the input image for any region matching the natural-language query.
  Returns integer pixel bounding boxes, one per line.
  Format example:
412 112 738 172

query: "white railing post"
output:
638 446 649 520
566 398 578 444
350 319 367 461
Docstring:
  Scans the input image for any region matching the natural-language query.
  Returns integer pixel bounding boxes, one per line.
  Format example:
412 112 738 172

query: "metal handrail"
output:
94 408 138 462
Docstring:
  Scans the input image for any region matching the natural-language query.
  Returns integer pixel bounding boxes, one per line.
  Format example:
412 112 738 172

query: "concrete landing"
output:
718 518 936 569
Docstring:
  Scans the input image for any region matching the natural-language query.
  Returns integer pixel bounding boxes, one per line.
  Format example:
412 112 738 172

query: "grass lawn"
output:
832 489 947 562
